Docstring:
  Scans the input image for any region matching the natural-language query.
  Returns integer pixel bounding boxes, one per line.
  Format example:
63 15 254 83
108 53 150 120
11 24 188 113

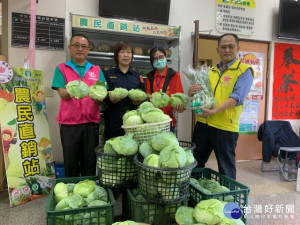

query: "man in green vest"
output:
189 33 254 179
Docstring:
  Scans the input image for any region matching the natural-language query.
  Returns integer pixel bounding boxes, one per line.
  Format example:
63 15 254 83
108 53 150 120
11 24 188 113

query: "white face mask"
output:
153 59 167 69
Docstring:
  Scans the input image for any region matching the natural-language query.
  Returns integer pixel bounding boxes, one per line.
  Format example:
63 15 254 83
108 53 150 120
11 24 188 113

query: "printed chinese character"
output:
23 158 40 177
14 87 31 103
16 105 34 122
132 24 140 32
107 21 115 30
18 122 36 140
20 140 38 158
94 19 102 28
79 18 88 27
120 23 128 31
278 70 299 93
279 47 300 69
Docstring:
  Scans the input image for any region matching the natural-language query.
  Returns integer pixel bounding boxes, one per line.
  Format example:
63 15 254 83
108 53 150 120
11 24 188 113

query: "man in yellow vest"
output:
189 33 254 179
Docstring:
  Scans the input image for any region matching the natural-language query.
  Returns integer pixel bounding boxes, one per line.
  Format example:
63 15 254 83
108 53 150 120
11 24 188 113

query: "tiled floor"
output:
0 156 300 225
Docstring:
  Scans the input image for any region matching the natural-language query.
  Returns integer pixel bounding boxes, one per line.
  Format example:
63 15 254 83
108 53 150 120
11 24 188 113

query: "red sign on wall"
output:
272 43 300 119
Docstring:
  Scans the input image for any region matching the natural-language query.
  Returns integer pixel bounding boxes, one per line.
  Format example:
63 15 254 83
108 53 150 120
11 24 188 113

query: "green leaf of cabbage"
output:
73 180 96 197
123 114 144 126
54 182 69 203
170 92 189 108
122 110 139 124
109 87 128 99
128 89 147 101
139 141 154 158
175 206 196 225
193 199 225 224
150 89 170 108
88 81 107 101
111 133 138 155
141 107 170 123
66 80 89 99
138 101 155 114
150 132 179 151
143 153 161 168
159 144 187 168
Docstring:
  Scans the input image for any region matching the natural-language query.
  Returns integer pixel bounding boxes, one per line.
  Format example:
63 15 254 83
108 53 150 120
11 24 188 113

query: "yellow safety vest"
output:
197 59 254 132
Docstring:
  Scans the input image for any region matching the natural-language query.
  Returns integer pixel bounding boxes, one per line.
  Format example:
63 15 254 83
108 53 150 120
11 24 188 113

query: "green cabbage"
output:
143 154 161 168
193 199 225 224
103 138 117 154
109 87 128 99
85 185 108 204
73 180 96 197
66 80 89 99
122 110 139 124
123 114 144 126
185 149 195 166
150 89 170 108
138 101 155 114
128 89 147 101
159 144 187 168
169 93 189 108
139 141 154 158
88 81 107 101
111 133 138 155
150 132 179 151
54 182 69 203
141 107 170 123
175 206 196 225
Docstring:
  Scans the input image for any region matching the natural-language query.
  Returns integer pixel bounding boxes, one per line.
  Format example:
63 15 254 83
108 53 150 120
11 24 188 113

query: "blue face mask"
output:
153 59 167 69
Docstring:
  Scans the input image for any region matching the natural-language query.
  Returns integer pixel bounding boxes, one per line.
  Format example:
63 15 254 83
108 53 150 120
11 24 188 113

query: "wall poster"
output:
273 43 300 120
0 61 54 207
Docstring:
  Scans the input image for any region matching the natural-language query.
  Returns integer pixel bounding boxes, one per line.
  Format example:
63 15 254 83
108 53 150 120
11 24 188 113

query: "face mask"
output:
153 59 167 69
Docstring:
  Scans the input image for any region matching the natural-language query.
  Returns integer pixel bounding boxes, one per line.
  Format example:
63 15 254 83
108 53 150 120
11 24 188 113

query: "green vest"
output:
197 59 254 132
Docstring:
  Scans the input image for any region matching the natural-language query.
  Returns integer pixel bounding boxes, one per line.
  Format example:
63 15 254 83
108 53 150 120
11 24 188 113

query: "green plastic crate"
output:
46 176 115 225
127 189 188 225
189 168 249 224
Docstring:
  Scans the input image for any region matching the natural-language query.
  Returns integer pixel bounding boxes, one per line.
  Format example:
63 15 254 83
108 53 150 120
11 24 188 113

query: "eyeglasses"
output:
219 44 236 51
153 55 166 62
70 43 89 50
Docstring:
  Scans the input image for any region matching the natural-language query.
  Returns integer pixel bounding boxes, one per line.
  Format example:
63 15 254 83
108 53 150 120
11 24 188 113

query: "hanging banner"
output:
72 14 180 38
0 61 54 207
273 43 300 120
237 51 265 100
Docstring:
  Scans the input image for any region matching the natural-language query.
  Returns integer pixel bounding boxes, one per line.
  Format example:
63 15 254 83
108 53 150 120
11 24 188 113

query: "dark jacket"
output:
103 67 145 140
257 120 300 162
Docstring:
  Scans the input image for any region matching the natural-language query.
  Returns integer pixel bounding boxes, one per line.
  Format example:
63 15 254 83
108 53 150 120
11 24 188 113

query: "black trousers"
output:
60 123 99 177
192 122 239 180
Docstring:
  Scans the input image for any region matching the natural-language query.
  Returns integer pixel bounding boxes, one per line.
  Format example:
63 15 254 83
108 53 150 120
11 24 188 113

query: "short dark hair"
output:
149 47 167 68
113 41 134 65
70 34 90 45
217 33 239 46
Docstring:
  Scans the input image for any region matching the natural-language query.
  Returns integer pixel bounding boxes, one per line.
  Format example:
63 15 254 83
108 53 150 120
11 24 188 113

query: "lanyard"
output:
155 76 164 90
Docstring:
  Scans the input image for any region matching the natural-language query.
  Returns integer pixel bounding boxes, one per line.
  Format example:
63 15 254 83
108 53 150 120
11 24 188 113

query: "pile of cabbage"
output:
175 199 245 225
97 133 138 187
190 177 234 202
137 131 196 202
66 80 108 100
183 64 216 114
128 188 183 224
122 101 170 126
53 179 110 224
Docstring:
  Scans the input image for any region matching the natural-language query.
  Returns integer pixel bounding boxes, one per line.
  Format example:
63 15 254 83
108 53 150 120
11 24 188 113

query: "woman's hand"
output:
175 104 186 113
188 84 201 97
131 99 144 105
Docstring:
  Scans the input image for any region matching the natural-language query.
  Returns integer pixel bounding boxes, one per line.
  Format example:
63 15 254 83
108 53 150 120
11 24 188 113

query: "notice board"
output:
11 12 65 50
